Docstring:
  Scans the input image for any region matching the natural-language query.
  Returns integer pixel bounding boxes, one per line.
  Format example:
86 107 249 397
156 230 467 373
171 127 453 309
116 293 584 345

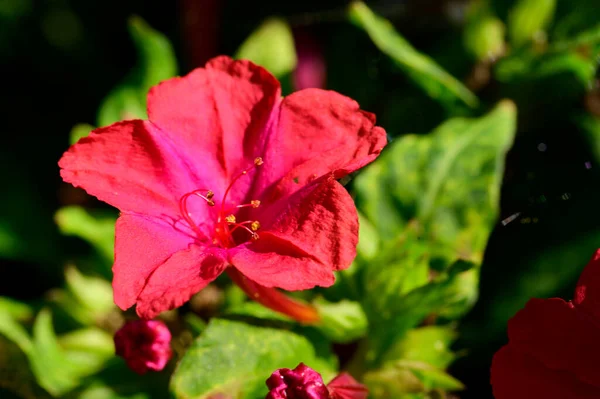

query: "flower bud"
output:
265 363 368 399
266 363 330 399
114 320 172 374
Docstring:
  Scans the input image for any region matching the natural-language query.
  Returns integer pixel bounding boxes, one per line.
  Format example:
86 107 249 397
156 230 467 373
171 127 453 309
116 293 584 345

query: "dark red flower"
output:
266 363 367 399
491 249 600 399
114 319 172 374
59 56 386 320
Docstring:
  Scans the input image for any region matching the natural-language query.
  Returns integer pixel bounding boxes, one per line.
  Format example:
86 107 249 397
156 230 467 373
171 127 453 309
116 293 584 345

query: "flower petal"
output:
147 56 281 202
506 298 600 388
573 249 600 321
135 245 227 319
327 373 369 399
59 120 206 219
254 88 387 203
112 214 192 311
491 345 600 399
229 176 357 290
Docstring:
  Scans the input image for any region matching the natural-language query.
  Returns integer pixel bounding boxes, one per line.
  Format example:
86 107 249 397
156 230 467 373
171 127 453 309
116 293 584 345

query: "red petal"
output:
254 89 386 204
59 120 208 219
573 249 600 321
112 214 193 311
147 56 281 204
506 298 600 388
135 245 227 319
229 176 357 290
491 345 600 399
327 373 369 399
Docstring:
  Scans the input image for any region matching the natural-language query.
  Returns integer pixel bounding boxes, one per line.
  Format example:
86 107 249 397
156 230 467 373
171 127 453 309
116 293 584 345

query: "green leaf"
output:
55 206 116 268
355 100 517 266
97 16 177 127
170 319 334 399
30 309 84 395
381 326 456 369
364 360 463 398
366 266 474 365
235 18 297 78
508 0 556 47
313 298 368 343
64 266 114 314
348 1 478 109
463 0 506 61
0 301 33 356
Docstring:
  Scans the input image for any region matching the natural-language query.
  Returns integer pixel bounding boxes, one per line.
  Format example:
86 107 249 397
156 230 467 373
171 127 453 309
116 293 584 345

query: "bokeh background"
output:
2 0 600 398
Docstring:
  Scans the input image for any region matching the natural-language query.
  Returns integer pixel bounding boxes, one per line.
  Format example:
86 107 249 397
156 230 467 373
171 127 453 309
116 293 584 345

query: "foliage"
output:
3 1 600 398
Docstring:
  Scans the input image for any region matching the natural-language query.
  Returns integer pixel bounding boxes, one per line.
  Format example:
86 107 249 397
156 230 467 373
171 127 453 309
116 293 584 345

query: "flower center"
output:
179 157 264 248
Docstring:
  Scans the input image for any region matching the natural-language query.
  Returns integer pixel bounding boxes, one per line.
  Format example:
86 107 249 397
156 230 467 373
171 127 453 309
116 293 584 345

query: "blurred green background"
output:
2 0 600 398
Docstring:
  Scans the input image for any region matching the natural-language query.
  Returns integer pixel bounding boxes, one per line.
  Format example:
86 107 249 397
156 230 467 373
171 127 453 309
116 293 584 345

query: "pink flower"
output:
59 56 386 321
114 320 172 374
266 363 368 399
491 249 600 398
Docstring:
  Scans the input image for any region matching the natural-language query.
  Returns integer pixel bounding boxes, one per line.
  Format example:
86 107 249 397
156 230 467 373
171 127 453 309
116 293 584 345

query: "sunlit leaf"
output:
508 0 556 47
313 298 368 343
170 319 334 399
463 0 506 61
235 18 297 78
348 1 478 109
355 100 516 266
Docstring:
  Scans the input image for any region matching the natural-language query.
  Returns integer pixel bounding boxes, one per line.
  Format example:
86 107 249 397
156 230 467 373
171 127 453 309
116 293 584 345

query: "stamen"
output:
229 221 261 240
251 221 261 231
218 157 264 220
225 214 236 224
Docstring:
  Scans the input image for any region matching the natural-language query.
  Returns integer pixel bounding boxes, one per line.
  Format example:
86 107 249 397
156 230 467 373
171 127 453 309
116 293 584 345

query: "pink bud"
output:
266 363 330 399
265 364 368 399
114 320 172 374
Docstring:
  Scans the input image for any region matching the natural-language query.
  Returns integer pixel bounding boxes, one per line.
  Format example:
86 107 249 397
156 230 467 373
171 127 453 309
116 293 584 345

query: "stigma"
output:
178 157 265 247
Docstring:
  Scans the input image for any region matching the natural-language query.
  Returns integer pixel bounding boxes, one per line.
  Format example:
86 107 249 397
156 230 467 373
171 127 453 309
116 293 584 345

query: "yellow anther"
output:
251 200 261 208
207 199 215 206
225 214 236 224
206 190 214 199
254 157 264 166
251 221 261 231
251 233 260 241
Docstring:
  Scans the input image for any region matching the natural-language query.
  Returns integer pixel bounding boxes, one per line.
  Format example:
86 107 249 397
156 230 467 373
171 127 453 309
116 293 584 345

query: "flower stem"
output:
226 268 320 324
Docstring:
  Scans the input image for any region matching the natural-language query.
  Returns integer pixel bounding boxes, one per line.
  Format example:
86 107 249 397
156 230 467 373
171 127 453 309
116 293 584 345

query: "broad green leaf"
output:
362 227 430 322
355 101 516 266
364 360 463 398
55 206 116 267
0 296 33 321
235 18 297 78
30 309 84 395
366 265 474 365
313 298 368 343
463 0 506 61
97 16 177 126
348 1 478 109
508 0 556 47
170 319 334 399
381 326 456 369
64 266 114 314
69 123 94 145
0 304 33 356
